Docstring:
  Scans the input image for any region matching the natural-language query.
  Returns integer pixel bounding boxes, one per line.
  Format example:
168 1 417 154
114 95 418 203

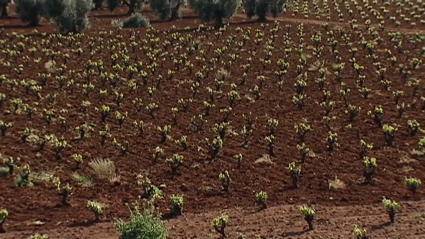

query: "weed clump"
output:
113 13 150 29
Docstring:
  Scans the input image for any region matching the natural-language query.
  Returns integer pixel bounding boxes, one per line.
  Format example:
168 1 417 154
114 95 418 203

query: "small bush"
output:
150 0 185 21
244 0 256 18
30 233 49 239
299 205 315 230
128 0 144 14
14 164 33 187
169 194 183 217
0 0 10 17
51 0 92 33
113 13 150 28
244 0 287 21
115 200 168 239
89 158 119 181
42 0 67 19
189 0 241 28
255 191 269 209
107 0 121 12
353 225 369 239
0 209 8 233
382 197 400 223
150 0 171 20
14 0 43 26
93 0 104 10
211 213 228 237
87 200 103 222
0 164 9 177
72 172 94 187
269 0 287 18
405 177 421 194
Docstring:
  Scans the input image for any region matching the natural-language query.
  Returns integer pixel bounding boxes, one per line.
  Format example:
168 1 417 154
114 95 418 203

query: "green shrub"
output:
14 164 33 187
245 0 287 21
211 213 228 237
244 0 256 18
169 194 183 217
113 13 150 28
0 166 9 177
0 209 8 233
269 0 287 18
150 0 186 21
189 0 241 28
115 201 168 239
150 0 171 20
87 200 103 222
405 177 421 194
353 225 369 239
0 0 10 17
382 197 400 223
51 0 92 33
128 0 144 14
42 0 67 19
30 234 49 239
93 0 104 10
14 0 43 26
107 0 121 12
299 205 315 230
95 0 143 13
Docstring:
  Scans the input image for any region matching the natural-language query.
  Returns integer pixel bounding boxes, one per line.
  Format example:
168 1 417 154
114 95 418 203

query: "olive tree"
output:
150 0 186 21
14 0 44 26
96 0 143 14
244 0 287 22
0 0 10 17
50 0 92 33
43 0 67 19
189 0 240 29
93 0 104 10
106 0 122 12
127 0 144 14
113 12 150 28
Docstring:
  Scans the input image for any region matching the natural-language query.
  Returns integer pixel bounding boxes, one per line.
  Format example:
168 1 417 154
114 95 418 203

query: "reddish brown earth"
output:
3 201 425 239
0 1 425 238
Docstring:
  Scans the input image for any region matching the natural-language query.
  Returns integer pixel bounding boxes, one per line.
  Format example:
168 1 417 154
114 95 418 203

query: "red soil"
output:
0 1 424 238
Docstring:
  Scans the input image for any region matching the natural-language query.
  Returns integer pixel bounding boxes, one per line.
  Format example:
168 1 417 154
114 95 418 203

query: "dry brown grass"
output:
88 158 120 183
328 176 346 190
254 154 274 165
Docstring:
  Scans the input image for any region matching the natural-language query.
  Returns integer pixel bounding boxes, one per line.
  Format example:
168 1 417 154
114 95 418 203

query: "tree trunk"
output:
61 191 70 206
7 164 13 175
171 205 182 217
213 11 223 29
0 221 5 233
169 3 181 21
127 1 134 14
257 14 267 22
0 3 8 17
305 215 314 230
363 170 374 184
291 172 299 189
388 210 396 223
93 0 104 10
28 17 40 27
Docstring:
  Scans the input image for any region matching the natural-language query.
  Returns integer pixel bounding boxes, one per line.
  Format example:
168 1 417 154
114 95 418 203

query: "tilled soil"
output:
3 201 425 239
0 2 424 238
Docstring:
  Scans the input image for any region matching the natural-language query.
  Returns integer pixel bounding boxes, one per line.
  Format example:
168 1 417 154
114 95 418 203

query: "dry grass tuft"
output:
216 68 229 81
44 60 57 73
328 176 346 190
89 158 120 182
254 154 274 165
72 172 94 187
30 170 55 184
409 149 425 157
